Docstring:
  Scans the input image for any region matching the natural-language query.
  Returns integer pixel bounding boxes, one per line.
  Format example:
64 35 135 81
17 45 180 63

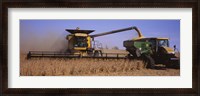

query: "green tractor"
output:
123 38 179 69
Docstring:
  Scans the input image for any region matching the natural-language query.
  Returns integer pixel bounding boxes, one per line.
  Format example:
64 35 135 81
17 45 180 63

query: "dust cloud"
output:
20 31 68 54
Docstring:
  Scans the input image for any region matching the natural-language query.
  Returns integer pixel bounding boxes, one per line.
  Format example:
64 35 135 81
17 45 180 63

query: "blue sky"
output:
20 20 180 52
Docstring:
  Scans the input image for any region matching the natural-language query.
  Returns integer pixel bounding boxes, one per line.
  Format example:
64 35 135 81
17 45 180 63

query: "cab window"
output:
158 39 169 47
74 37 88 47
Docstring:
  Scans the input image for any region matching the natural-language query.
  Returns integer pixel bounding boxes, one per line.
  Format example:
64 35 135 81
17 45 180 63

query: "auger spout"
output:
90 26 144 39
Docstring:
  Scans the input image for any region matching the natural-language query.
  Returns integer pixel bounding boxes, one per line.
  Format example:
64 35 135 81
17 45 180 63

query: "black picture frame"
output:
1 0 199 96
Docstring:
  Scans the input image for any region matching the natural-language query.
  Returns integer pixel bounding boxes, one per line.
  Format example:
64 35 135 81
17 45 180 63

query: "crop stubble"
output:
20 54 180 76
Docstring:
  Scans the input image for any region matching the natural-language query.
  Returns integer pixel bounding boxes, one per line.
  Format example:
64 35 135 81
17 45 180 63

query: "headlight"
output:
169 52 175 54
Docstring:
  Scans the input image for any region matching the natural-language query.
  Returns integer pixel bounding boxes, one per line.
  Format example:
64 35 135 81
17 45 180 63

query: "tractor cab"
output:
157 39 169 47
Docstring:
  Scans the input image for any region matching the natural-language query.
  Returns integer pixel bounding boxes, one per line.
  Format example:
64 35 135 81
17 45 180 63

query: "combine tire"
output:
143 55 155 69
94 51 99 57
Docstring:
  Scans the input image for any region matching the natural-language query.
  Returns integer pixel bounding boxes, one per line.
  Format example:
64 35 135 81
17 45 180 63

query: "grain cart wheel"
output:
135 48 141 57
143 55 155 69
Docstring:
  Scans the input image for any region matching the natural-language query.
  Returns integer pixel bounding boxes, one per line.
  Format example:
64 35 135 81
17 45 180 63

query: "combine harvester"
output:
27 26 179 68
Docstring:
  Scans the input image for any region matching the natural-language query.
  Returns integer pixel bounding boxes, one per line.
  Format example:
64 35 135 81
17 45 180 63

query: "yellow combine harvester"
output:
27 26 179 68
65 27 143 57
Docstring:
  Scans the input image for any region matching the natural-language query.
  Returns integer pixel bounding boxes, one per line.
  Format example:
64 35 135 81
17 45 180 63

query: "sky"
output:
20 20 180 53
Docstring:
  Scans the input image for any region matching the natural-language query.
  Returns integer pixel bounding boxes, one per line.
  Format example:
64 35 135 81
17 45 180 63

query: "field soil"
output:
20 54 180 76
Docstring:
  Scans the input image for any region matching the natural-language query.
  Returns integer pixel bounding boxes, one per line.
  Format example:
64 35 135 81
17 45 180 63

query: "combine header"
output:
27 26 180 69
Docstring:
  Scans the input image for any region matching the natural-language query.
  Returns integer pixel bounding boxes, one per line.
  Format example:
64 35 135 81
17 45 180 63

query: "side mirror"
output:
66 36 69 40
173 45 176 51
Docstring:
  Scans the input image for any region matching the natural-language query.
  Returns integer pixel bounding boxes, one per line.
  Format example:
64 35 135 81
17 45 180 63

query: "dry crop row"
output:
20 54 180 76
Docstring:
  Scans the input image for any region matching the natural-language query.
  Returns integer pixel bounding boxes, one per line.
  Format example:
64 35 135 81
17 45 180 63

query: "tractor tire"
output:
143 55 155 69
165 60 180 69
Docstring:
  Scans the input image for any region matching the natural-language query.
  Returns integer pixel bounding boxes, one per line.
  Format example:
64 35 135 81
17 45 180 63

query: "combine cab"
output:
65 28 95 56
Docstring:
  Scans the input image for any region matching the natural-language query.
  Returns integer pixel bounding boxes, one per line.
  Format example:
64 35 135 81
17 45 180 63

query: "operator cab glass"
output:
74 36 88 47
157 39 169 47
